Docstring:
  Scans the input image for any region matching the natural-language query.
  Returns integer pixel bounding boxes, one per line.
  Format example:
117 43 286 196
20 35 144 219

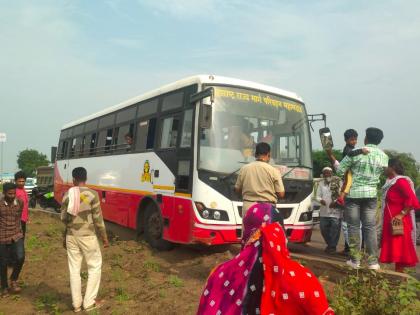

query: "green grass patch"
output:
158 289 167 298
168 275 184 288
26 235 49 250
111 268 124 282
143 260 160 272
115 287 130 302
35 293 61 315
44 224 62 237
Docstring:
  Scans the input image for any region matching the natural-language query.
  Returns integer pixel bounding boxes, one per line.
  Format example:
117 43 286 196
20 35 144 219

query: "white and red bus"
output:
55 75 315 249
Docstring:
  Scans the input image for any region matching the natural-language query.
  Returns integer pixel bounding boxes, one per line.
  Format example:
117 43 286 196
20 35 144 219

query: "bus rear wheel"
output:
143 204 174 251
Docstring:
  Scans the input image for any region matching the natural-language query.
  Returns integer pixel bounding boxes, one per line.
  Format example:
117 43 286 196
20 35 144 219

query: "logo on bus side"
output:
141 160 153 183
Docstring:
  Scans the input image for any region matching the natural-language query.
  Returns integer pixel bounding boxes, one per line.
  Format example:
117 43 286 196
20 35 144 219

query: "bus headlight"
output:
202 210 210 219
299 212 312 222
213 211 221 220
195 202 229 221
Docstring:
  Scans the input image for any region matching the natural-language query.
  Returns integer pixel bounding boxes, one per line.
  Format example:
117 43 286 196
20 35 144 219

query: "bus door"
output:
157 109 194 243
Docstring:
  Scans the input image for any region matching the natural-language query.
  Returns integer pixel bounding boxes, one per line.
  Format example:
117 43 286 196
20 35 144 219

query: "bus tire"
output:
143 204 174 251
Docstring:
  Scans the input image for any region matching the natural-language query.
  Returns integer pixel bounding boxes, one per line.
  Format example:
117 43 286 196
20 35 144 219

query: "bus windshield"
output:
199 86 312 178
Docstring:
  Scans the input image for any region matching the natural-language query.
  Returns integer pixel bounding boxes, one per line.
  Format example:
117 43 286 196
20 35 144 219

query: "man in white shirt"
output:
316 167 343 254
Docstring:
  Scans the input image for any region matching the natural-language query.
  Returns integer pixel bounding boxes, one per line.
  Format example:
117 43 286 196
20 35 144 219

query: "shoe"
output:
346 260 360 269
9 281 21 294
325 247 336 254
1 288 9 298
368 263 380 271
84 299 105 312
340 249 350 256
73 307 82 313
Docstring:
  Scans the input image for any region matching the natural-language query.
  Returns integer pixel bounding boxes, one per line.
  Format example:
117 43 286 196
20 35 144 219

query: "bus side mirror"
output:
51 146 57 163
190 88 214 129
199 103 212 129
319 127 333 150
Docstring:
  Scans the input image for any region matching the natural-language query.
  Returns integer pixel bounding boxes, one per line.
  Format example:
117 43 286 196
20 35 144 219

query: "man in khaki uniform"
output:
235 142 285 222
61 167 109 312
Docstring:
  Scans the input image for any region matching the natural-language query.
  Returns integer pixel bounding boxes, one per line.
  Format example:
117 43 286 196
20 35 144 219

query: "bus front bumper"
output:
190 222 313 245
191 223 242 245
285 224 313 243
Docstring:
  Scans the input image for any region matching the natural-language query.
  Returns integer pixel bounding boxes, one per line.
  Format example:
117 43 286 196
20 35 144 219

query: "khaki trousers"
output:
66 234 102 309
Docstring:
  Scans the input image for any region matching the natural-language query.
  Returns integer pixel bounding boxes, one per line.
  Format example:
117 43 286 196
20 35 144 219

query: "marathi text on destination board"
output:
215 88 303 113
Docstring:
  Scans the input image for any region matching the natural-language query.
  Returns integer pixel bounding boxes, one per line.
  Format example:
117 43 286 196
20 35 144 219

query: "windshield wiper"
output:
221 161 250 181
282 164 312 179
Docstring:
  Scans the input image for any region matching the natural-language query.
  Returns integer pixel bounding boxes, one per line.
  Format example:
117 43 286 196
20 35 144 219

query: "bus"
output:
55 75 315 250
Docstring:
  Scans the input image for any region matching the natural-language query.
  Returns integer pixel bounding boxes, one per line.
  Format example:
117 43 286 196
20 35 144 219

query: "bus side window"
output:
146 118 157 149
74 137 83 158
80 136 86 157
177 160 190 190
162 91 183 112
105 128 113 153
89 133 97 156
59 140 69 160
136 118 156 151
180 109 193 148
113 127 120 150
115 123 134 153
160 117 179 149
69 138 76 158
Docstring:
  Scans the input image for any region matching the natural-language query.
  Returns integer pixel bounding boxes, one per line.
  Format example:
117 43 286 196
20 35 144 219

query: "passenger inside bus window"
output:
240 121 256 159
125 132 133 151
226 121 255 159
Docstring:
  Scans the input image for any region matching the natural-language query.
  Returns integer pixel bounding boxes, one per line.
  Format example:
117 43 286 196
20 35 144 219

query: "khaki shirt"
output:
61 186 107 240
235 161 285 204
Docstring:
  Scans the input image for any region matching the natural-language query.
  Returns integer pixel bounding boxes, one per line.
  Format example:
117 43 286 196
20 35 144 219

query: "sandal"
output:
1 288 9 298
84 299 105 312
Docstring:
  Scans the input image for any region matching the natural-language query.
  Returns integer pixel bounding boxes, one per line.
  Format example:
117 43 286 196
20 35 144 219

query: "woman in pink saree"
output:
197 203 334 315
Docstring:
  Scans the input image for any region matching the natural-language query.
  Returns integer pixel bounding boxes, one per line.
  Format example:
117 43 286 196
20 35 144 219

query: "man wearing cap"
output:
316 167 343 254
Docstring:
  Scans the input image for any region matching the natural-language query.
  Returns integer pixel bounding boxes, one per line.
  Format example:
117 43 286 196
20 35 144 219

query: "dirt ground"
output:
0 211 367 315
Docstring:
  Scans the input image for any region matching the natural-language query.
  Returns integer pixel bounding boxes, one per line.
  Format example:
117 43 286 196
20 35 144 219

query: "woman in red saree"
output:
379 158 420 272
197 203 334 315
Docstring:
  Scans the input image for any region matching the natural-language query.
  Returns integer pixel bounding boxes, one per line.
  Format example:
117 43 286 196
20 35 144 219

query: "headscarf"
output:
241 203 272 248
197 203 334 315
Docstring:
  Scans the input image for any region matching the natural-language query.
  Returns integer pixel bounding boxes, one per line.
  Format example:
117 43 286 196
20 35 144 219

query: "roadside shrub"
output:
331 272 420 315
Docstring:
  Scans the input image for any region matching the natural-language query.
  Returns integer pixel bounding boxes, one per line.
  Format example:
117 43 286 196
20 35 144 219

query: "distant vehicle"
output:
29 166 60 211
36 166 54 189
415 187 420 245
24 178 37 195
29 188 60 212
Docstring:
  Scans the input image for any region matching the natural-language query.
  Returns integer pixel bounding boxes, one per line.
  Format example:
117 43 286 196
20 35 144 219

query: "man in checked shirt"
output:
0 183 25 297
334 127 389 270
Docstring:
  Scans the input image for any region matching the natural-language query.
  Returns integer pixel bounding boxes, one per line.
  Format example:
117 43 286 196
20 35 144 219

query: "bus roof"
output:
62 75 304 130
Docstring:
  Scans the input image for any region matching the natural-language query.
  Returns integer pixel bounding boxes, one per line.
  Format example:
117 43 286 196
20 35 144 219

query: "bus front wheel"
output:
143 204 174 251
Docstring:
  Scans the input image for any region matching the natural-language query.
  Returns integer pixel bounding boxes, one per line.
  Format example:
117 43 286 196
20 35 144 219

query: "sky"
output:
1 0 419 173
